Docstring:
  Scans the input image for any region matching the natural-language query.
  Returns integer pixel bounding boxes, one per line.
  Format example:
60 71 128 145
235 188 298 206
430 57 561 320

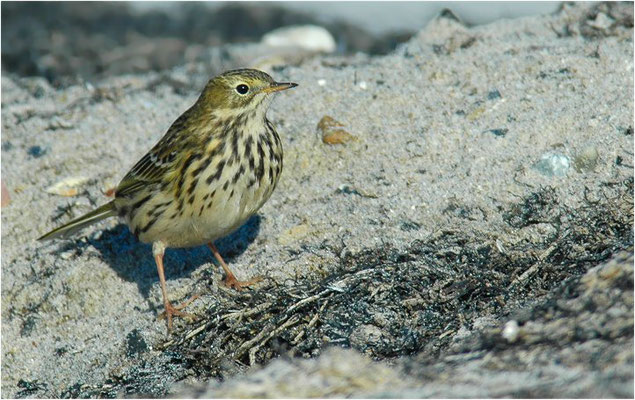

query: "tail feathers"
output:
38 202 117 241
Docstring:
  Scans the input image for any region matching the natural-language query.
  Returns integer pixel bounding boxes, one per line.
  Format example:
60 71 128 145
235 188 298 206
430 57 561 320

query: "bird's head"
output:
199 69 297 114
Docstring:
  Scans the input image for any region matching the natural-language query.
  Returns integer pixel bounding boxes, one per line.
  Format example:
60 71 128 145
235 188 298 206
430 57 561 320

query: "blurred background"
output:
1 1 560 86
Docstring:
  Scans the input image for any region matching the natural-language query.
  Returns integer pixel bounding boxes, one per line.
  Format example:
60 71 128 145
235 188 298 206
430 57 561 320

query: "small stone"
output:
487 89 502 100
48 116 75 130
27 145 47 158
616 155 624 166
45 176 90 197
349 324 384 352
262 25 336 53
502 320 520 343
485 128 508 137
317 116 357 145
533 152 570 177
573 146 599 172
587 12 614 31
317 79 327 86
336 184 377 198
358 81 367 90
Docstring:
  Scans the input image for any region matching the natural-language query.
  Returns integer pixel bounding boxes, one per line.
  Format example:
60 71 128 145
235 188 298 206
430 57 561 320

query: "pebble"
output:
573 146 599 172
533 152 570 177
487 89 502 100
485 128 508 137
45 176 90 197
317 115 357 145
262 25 336 53
27 145 48 158
502 320 520 343
349 324 384 352
336 184 377 198
587 12 614 31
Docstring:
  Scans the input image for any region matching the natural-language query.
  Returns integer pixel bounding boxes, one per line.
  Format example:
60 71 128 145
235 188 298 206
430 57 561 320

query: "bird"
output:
39 68 298 332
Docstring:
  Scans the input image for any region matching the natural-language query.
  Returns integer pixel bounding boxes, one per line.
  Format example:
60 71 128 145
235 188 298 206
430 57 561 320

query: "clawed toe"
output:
223 274 262 291
208 242 263 292
159 294 200 332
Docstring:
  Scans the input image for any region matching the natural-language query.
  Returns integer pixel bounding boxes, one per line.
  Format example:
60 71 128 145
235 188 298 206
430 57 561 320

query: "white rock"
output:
502 320 520 343
262 25 336 53
587 12 613 30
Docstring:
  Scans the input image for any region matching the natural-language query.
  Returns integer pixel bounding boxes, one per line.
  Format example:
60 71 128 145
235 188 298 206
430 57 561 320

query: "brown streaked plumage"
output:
38 69 297 332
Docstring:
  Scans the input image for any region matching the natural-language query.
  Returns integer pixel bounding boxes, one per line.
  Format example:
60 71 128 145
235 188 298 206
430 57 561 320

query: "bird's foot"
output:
159 294 199 332
223 274 262 291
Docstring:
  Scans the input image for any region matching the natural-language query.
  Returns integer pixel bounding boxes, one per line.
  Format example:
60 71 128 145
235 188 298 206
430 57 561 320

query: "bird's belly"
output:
195 176 276 242
136 174 277 248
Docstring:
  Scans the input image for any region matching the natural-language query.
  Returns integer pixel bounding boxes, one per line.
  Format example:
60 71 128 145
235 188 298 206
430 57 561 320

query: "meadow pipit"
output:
39 69 297 331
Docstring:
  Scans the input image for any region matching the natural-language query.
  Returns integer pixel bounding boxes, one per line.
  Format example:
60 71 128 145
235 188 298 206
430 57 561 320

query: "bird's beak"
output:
262 82 298 94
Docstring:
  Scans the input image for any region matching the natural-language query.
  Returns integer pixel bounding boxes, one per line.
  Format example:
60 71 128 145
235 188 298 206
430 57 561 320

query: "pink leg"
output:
207 243 262 290
153 242 198 332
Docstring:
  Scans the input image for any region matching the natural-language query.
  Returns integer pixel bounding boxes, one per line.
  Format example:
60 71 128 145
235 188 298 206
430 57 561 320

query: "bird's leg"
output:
153 241 198 332
207 242 262 290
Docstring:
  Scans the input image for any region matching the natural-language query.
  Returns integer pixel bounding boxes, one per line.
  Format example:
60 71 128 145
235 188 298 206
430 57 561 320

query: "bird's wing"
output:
116 111 192 199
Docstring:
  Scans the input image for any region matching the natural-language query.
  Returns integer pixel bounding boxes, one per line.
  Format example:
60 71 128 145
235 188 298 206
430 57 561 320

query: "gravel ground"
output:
1 2 633 398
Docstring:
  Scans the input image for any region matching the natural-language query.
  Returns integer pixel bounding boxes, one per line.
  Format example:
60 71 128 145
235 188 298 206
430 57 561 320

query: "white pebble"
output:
262 25 336 53
45 176 90 197
502 320 520 342
317 79 327 86
587 12 613 30
359 81 367 90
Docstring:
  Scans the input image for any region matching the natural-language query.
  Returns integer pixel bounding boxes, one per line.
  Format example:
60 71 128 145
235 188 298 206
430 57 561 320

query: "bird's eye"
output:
235 84 249 94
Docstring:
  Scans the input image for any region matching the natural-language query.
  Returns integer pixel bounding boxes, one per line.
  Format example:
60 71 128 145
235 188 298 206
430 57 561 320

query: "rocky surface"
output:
1 2 633 398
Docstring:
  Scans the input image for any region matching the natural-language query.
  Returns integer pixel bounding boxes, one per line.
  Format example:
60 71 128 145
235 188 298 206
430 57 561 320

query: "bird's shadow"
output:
58 215 262 304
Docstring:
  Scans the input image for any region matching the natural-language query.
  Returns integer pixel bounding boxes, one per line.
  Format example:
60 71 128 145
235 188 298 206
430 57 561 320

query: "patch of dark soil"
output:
58 351 191 399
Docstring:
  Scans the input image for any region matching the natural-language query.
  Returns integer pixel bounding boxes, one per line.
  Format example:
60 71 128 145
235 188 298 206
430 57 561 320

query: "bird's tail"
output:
38 201 117 241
